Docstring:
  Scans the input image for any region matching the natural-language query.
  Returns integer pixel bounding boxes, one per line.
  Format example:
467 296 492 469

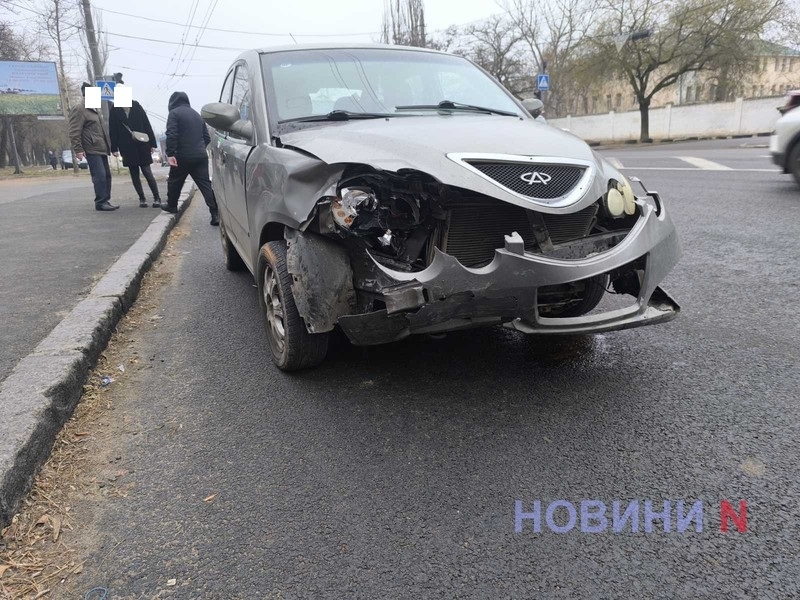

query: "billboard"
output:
0 61 61 116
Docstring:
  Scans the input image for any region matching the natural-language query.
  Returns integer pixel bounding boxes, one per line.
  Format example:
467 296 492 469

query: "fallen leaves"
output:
203 494 217 503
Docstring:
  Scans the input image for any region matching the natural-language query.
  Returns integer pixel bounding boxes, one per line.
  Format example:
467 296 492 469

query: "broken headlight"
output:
332 187 379 229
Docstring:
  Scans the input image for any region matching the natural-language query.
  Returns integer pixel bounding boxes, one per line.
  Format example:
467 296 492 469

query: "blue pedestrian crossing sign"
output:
537 74 550 91
96 80 115 101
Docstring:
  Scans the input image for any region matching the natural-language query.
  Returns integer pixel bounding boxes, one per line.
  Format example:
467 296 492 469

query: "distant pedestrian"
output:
69 82 118 211
109 81 162 208
48 150 57 170
164 91 218 225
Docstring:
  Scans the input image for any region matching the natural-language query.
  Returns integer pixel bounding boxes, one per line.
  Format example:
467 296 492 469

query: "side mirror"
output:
230 120 255 142
522 98 544 118
201 102 241 131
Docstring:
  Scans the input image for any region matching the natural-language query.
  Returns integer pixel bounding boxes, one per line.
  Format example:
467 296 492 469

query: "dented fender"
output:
285 229 356 333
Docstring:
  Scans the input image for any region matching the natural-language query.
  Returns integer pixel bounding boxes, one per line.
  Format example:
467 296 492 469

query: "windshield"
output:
260 48 524 127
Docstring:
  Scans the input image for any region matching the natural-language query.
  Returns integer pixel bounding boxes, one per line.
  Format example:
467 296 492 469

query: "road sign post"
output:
95 80 115 101
537 74 550 92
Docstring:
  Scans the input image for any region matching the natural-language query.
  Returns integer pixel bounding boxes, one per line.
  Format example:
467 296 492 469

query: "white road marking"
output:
675 156 733 170
607 157 625 169
620 167 779 172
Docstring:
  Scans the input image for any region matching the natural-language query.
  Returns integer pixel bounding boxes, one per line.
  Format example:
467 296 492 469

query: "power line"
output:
107 44 235 61
99 29 248 51
116 64 222 78
94 5 382 38
143 0 201 116
179 0 221 78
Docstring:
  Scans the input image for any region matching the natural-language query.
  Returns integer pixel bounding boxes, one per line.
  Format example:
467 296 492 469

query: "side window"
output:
231 65 251 123
219 69 234 103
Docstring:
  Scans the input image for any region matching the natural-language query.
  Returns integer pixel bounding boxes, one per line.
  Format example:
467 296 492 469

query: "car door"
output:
209 69 234 219
218 62 255 253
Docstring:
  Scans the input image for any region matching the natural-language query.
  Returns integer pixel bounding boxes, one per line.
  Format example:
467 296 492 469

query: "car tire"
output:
789 142 800 187
257 241 329 371
547 274 607 318
219 214 245 271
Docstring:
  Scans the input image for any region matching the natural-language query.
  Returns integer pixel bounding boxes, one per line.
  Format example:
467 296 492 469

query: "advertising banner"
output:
0 61 61 116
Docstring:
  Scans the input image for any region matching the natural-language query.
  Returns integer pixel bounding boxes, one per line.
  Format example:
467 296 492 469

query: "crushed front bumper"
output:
338 198 681 345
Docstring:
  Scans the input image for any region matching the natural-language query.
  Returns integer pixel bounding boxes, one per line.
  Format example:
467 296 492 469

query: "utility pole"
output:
80 0 110 133
81 0 103 82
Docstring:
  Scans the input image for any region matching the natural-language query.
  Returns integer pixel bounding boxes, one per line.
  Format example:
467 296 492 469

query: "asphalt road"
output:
0 168 169 383
61 140 799 599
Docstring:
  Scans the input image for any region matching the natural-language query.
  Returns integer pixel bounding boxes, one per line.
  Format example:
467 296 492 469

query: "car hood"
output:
280 115 607 213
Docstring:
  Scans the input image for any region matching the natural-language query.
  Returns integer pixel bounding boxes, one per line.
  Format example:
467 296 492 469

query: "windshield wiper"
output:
395 100 518 117
278 110 396 124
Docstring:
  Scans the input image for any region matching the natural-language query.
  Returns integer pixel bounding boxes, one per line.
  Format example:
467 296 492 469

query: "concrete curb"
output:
586 132 773 149
0 186 196 527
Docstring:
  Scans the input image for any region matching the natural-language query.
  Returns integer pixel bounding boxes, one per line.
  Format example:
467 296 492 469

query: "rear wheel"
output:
257 241 329 371
219 213 245 271
789 142 800 187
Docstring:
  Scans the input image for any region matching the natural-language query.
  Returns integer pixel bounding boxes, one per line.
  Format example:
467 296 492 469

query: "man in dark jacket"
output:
69 82 118 211
164 91 218 225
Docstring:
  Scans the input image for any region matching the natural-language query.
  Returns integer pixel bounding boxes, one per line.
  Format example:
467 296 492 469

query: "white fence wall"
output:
549 97 784 142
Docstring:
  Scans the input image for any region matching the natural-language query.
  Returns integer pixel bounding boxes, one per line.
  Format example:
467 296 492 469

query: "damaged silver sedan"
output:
201 44 681 371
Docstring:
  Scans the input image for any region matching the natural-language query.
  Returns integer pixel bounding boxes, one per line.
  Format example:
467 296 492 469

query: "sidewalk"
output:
0 171 195 526
0 167 174 384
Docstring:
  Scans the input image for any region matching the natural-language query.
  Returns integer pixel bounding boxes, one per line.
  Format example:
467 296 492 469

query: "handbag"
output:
124 123 150 144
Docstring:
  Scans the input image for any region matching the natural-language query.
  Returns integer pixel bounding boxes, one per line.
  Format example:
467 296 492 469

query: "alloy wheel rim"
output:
263 267 286 354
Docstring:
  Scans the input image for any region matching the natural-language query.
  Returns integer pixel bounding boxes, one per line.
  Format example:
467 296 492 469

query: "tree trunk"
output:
0 121 7 169
638 97 651 142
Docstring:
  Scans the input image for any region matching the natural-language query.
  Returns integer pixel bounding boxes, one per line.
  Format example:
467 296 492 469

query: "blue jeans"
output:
86 154 112 205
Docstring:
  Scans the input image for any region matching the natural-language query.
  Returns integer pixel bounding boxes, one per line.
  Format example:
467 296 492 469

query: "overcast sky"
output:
13 0 505 134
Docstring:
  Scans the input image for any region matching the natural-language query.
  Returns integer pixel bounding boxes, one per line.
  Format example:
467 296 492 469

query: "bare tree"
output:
591 0 788 141
39 0 81 171
448 15 529 95
505 0 601 116
0 19 50 170
381 0 430 48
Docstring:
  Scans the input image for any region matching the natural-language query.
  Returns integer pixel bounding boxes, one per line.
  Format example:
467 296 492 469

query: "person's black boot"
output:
210 209 219 226
161 204 178 214
139 198 148 208
96 201 119 211
152 197 162 208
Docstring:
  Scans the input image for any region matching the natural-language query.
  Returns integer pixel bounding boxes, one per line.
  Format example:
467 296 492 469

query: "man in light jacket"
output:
69 82 118 211
164 91 218 225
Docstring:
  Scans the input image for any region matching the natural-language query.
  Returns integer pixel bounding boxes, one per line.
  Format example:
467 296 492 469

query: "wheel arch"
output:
785 129 800 173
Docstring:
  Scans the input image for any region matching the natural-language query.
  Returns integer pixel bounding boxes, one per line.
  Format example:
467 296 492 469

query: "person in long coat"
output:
109 90 162 208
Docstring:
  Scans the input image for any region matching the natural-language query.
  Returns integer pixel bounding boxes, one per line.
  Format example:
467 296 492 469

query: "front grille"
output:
543 205 598 244
443 202 537 268
466 161 586 200
442 200 598 268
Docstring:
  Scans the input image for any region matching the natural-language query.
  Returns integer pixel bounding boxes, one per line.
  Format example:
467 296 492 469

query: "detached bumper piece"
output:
338 201 681 345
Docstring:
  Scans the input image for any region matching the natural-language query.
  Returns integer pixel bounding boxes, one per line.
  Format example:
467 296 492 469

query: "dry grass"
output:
0 227 183 600
0 167 90 181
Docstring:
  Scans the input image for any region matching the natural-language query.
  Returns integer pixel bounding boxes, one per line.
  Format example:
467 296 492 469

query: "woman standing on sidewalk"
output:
109 82 162 208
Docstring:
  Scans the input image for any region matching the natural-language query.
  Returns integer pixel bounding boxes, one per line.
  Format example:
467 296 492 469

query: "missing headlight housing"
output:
332 187 379 229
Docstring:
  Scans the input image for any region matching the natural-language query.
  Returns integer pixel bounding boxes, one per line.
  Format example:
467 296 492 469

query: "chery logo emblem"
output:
520 171 551 185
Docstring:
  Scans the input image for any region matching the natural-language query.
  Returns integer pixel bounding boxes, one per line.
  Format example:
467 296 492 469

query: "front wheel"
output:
257 241 329 371
789 142 800 187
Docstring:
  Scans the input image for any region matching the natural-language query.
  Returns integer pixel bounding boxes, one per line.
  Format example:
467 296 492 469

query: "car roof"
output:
255 42 449 56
